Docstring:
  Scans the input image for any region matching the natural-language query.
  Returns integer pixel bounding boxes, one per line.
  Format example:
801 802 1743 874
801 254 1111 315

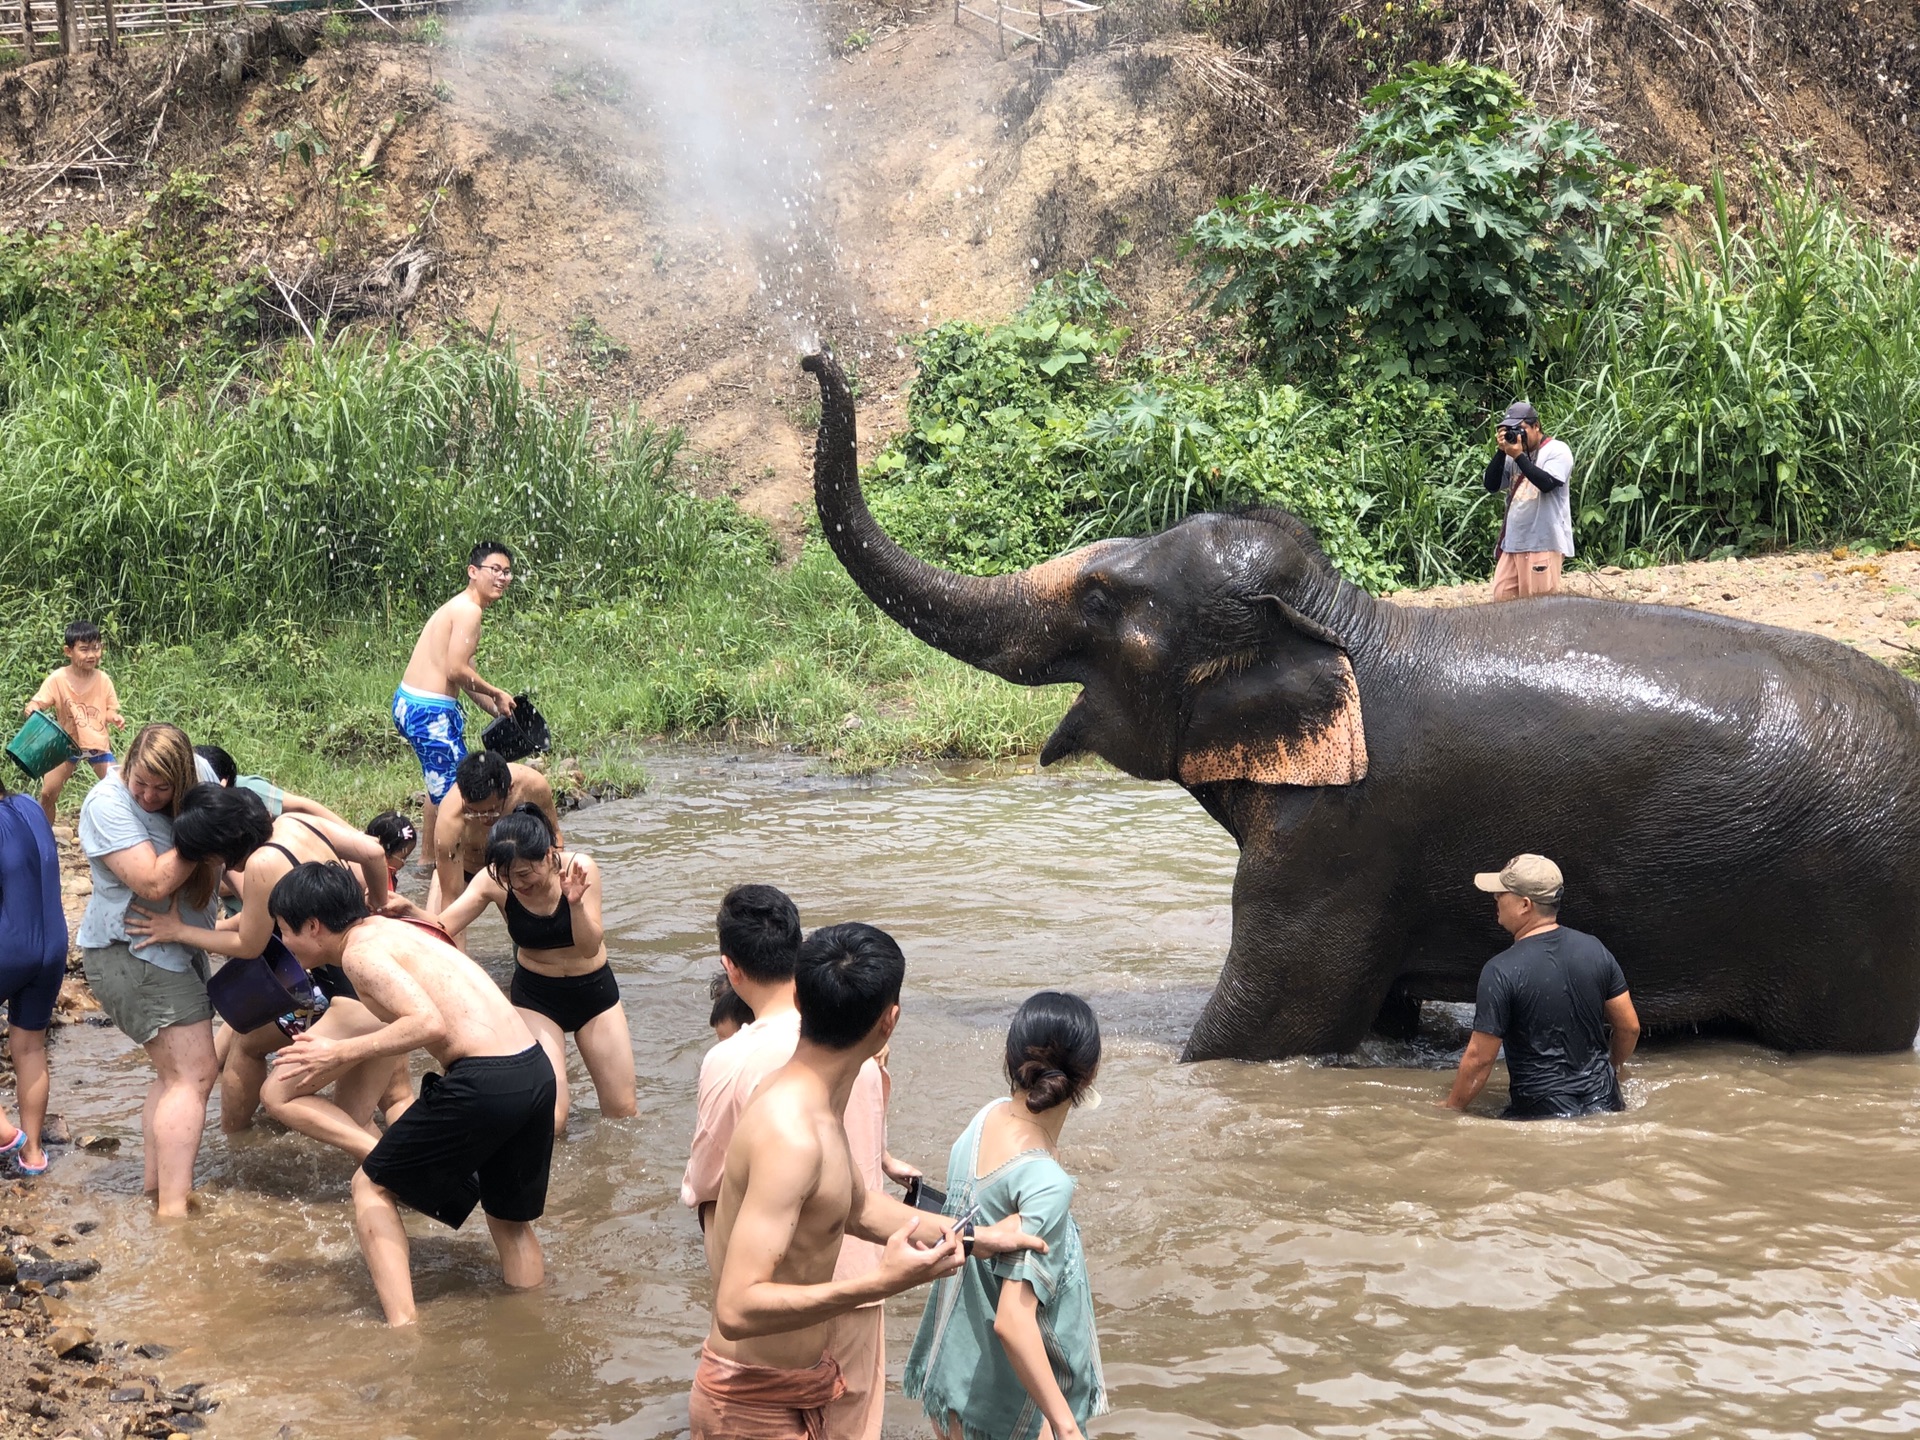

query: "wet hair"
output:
365 811 418 861
173 783 275 864
193 744 239 787
469 540 513 569
64 620 102 648
455 749 513 803
122 723 197 819
270 861 370 934
716 884 801 982
709 971 755 1031
795 922 904 1051
1005 991 1101 1113
485 803 555 881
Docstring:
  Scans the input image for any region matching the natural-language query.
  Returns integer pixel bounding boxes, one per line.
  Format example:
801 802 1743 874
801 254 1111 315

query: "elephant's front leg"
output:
1182 848 1406 1062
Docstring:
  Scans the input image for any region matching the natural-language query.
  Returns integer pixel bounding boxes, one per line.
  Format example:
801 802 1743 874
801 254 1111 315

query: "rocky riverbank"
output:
0 825 221 1440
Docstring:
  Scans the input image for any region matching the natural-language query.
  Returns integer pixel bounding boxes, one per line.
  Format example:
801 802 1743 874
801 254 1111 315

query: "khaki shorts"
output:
82 942 212 1046
1492 549 1565 600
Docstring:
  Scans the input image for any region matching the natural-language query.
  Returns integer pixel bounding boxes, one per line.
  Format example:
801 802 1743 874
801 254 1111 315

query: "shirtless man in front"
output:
696 921 1043 1438
430 750 562 920
269 862 557 1328
393 541 519 871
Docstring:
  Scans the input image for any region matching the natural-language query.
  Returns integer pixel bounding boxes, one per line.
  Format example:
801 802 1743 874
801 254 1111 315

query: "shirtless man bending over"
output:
270 862 557 1328
696 921 1043 1439
393 541 519 872
431 750 562 920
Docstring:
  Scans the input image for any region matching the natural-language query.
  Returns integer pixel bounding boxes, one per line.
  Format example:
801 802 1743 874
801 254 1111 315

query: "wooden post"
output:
995 0 1004 54
19 0 34 59
101 0 114 53
51 0 69 53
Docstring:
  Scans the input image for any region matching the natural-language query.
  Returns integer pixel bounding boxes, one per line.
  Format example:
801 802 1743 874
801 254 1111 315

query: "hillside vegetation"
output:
0 8 1916 818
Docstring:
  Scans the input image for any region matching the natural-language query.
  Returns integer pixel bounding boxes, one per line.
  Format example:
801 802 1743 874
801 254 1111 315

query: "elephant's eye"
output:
1081 584 1118 621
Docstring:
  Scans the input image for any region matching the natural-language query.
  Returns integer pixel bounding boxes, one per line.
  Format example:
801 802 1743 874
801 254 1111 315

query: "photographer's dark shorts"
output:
361 1044 556 1229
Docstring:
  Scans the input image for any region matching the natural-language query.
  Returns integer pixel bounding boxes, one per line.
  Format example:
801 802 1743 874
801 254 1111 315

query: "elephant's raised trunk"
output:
803 351 1058 684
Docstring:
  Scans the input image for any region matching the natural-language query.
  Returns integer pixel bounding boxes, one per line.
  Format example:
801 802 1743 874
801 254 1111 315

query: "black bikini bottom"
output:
509 962 620 1034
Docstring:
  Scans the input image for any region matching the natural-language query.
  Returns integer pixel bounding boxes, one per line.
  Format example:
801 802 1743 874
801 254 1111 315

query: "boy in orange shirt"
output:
25 622 124 823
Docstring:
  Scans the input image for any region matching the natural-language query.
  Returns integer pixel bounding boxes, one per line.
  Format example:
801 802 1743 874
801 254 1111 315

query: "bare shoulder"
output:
736 1073 826 1163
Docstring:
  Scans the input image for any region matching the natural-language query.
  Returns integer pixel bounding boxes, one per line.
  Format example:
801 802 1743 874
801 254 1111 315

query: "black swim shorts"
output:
361 1044 556 1228
509 962 621 1034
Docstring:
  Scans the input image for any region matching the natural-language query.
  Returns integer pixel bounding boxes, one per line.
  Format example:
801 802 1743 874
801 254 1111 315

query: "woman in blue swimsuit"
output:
0 770 68 1174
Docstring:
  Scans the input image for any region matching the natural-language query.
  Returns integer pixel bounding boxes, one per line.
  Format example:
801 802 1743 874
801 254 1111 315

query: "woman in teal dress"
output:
904 991 1107 1440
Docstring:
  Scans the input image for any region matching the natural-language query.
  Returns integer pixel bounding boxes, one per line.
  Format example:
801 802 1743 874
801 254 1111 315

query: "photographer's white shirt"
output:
1499 437 1575 556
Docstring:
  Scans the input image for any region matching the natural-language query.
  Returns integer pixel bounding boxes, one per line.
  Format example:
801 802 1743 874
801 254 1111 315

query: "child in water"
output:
25 621 123 824
707 971 753 1041
366 811 419 890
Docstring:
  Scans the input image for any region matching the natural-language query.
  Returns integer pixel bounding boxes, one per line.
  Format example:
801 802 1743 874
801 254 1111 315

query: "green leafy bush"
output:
1187 62 1663 380
863 273 1493 590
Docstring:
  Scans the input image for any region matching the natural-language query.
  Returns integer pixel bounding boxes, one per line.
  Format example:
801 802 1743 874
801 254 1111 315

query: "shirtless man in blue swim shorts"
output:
394 541 519 871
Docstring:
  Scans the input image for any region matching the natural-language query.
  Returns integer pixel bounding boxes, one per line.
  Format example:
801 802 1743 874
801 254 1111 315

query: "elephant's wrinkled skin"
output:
803 352 1920 1060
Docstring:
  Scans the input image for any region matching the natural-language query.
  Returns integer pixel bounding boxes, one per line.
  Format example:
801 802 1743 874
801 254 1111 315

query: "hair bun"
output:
1017 1061 1075 1112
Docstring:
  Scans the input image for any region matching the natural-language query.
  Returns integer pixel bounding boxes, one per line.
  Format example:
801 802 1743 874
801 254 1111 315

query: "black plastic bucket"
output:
207 937 323 1033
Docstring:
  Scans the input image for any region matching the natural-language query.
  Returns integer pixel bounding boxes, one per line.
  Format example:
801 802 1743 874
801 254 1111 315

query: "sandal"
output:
15 1154 48 1176
0 1128 24 1159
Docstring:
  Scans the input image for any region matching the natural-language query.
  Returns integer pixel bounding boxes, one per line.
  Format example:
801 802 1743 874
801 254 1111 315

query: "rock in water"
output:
46 1323 93 1357
19 1256 101 1285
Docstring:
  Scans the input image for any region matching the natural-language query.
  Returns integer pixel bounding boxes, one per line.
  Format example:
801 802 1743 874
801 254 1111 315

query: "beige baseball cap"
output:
1473 854 1564 903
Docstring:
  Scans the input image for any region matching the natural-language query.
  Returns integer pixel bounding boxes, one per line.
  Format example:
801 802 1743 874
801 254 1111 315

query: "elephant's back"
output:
1359 596 1920 1048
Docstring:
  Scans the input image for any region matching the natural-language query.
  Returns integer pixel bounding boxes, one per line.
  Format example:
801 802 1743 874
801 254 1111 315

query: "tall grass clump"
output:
1527 171 1920 561
0 323 773 642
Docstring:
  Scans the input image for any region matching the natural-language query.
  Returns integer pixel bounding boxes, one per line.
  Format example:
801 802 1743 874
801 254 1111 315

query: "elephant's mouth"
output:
1039 694 1088 767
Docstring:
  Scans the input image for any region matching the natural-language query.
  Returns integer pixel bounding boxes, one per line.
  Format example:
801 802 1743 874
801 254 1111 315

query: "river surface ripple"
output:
33 756 1920 1438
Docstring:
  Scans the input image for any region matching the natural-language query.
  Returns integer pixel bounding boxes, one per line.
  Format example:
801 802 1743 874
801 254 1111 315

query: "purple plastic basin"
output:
207 937 322 1033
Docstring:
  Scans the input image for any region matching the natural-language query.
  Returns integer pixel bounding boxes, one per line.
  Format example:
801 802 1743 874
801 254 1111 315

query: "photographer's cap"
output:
1474 853 1563 903
1500 401 1540 427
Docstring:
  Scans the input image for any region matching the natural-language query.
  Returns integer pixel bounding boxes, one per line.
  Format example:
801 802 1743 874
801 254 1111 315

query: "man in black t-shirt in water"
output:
1444 854 1641 1119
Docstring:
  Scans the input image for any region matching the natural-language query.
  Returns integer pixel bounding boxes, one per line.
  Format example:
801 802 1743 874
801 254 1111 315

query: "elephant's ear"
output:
1177 602 1368 788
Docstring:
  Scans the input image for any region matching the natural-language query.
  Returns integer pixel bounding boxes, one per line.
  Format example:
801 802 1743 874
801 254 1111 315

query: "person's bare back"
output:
271 865 556 1327
341 916 534 1066
401 594 481 700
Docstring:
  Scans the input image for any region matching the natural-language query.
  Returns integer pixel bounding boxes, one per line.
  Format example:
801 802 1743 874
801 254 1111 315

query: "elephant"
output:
801 351 1920 1061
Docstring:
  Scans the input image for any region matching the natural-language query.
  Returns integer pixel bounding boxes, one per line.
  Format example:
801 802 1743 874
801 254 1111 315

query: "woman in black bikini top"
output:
434 804 636 1135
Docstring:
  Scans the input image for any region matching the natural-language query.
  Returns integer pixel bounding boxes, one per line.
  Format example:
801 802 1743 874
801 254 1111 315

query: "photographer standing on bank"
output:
1483 401 1574 600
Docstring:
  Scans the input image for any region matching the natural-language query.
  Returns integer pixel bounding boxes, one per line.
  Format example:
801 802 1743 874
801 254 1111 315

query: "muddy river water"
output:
31 755 1920 1437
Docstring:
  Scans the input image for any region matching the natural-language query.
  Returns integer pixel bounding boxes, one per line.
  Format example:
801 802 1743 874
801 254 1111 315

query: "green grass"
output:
5 546 1072 823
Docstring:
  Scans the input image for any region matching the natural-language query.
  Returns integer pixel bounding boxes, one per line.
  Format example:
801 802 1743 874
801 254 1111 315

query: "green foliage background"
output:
876 66 1920 587
5 61 1920 817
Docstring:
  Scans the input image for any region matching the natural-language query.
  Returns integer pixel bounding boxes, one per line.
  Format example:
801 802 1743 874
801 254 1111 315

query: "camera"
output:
1501 424 1525 444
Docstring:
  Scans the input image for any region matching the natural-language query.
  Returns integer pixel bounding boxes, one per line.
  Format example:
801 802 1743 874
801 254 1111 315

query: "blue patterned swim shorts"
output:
391 684 467 803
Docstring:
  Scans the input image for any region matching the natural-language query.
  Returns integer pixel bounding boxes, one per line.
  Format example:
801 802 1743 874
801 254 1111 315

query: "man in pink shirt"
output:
683 885 892 1440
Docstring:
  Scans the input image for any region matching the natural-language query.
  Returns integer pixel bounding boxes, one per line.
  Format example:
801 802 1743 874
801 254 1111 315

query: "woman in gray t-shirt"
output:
76 722 220 1218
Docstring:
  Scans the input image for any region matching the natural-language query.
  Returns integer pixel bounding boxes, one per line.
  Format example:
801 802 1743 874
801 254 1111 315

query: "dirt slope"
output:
0 0 1913 541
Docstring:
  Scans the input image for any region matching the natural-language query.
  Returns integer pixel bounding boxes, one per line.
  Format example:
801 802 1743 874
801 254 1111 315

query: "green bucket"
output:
5 709 76 780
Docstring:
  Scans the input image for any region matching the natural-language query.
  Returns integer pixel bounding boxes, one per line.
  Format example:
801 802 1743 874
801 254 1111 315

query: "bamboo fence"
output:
10 0 448 57
952 0 1099 57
